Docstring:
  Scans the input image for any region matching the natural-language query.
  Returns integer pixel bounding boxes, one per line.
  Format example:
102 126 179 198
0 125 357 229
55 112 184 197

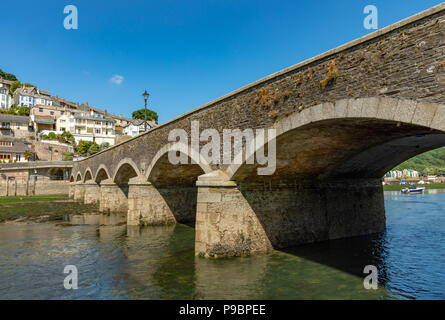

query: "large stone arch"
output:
226 97 445 182
113 158 141 184
94 165 111 184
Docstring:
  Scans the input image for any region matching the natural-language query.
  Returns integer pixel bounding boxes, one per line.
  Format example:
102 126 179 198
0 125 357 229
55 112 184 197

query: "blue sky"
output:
0 0 442 123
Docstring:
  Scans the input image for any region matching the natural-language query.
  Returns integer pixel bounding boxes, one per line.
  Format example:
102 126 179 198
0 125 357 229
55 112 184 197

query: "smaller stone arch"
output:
83 168 93 182
112 158 141 184
145 142 212 182
94 165 111 184
76 172 82 182
70 174 75 182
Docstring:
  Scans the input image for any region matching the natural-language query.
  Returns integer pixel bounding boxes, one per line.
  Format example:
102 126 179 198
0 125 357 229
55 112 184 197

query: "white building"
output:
0 78 13 110
123 119 156 137
55 111 116 146
14 86 53 108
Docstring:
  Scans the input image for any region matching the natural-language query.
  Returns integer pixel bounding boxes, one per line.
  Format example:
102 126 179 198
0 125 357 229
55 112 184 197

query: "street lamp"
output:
142 90 149 132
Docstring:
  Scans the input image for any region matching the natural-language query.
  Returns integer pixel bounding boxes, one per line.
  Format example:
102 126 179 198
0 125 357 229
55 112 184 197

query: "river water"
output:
0 191 444 300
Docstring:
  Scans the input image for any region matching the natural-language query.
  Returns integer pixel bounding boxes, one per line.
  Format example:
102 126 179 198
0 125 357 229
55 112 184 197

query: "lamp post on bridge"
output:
142 90 149 132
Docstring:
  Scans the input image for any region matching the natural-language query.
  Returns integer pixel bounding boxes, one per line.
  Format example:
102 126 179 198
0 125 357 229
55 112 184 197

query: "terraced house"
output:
0 114 31 138
0 136 32 163
13 86 53 107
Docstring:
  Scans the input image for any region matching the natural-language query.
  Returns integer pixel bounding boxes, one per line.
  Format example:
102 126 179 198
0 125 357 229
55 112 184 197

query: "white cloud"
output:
110 74 124 85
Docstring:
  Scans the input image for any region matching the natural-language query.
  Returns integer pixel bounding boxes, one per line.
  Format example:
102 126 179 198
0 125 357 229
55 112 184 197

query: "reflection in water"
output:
0 191 444 299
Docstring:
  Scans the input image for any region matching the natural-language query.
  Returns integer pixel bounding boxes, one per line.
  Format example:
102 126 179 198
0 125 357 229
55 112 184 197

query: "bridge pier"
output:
99 179 129 213
195 171 386 258
68 182 75 199
195 171 273 258
73 182 86 202
127 176 177 226
83 180 100 205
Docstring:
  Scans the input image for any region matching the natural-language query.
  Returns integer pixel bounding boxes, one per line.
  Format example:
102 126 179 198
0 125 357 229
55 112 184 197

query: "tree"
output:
9 81 21 95
24 150 35 161
76 140 94 155
61 131 75 145
0 69 18 81
87 143 100 155
132 108 158 123
47 132 56 140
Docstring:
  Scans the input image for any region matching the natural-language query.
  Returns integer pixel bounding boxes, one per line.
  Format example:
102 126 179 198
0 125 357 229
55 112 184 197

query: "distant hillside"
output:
393 147 445 174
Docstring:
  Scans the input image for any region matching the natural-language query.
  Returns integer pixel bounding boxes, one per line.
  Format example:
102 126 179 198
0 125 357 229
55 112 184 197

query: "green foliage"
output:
47 132 56 140
9 81 21 95
132 108 158 123
24 150 35 161
392 148 445 175
0 105 30 116
0 69 17 81
88 143 100 154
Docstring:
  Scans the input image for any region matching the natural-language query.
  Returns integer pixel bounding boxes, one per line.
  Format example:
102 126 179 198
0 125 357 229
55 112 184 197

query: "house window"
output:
39 108 43 112
95 129 101 134
15 154 21 162
50 111 54 115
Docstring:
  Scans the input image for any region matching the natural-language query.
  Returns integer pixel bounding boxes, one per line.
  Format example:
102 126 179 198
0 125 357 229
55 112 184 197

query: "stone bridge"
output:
72 4 445 257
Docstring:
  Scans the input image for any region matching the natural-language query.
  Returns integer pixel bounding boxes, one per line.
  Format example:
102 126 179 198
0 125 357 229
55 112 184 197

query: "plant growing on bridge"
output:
254 87 272 108
320 60 339 90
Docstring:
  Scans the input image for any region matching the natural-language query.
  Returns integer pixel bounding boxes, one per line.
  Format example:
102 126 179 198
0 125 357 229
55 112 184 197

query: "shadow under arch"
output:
75 172 82 182
145 143 211 226
69 175 75 182
113 158 141 197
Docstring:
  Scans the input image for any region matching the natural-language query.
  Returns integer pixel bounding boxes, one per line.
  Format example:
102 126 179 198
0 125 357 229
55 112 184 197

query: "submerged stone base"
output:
99 179 129 213
195 171 385 258
127 176 197 226
73 183 85 202
83 180 100 205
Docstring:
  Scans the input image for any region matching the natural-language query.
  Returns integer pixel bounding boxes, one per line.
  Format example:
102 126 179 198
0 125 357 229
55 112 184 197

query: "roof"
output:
0 114 30 123
34 118 55 124
0 138 31 153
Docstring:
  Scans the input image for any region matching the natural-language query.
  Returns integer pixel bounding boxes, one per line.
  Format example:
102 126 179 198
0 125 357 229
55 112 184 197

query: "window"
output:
15 154 21 162
50 111 54 115
95 129 101 134
61 111 64 115
39 108 43 112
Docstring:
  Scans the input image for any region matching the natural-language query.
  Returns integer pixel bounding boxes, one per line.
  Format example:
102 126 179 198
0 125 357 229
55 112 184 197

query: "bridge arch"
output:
83 168 93 182
146 142 212 186
113 158 141 184
227 97 445 182
94 165 111 184
75 172 82 182
70 174 75 182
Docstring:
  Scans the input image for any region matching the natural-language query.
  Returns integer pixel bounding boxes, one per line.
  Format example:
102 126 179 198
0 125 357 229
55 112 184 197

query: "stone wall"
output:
0 180 70 196
33 141 74 161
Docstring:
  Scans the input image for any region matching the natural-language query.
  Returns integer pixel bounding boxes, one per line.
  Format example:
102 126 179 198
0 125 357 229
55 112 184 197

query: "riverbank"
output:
383 184 445 191
0 195 99 222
